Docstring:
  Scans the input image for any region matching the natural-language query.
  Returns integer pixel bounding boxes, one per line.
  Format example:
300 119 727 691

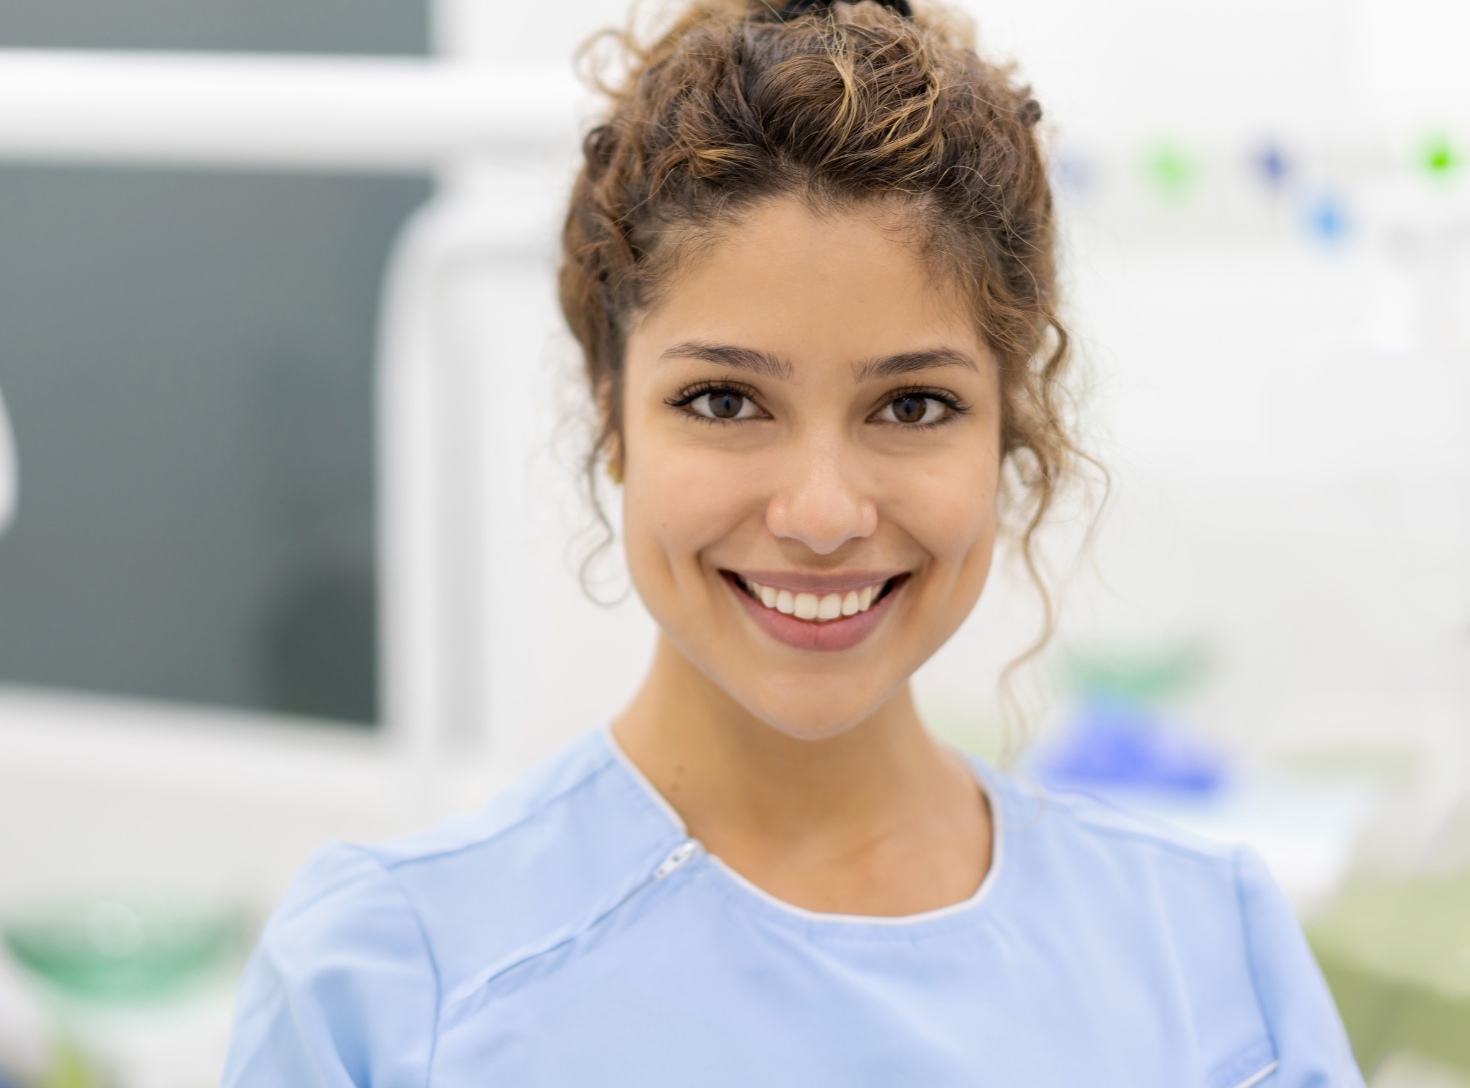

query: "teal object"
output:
1063 644 1207 705
3 899 240 1004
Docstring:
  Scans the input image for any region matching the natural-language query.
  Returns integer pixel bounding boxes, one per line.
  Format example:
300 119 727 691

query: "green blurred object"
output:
1421 132 1461 179
1063 643 1208 705
1143 141 1199 200
3 899 240 1004
39 1040 102 1088
1308 871 1470 1077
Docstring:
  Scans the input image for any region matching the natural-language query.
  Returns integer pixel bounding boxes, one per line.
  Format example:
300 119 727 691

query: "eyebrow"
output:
659 340 794 380
852 349 978 382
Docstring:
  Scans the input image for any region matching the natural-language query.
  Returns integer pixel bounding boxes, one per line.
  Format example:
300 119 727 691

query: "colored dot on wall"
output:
1422 133 1460 178
1251 141 1291 191
1053 153 1094 199
1305 191 1350 245
1144 143 1197 199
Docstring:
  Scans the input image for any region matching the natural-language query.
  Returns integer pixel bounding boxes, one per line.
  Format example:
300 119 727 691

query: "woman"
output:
222 1 1362 1084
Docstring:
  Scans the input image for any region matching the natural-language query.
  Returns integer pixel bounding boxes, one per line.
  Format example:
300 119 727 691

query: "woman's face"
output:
619 198 1003 740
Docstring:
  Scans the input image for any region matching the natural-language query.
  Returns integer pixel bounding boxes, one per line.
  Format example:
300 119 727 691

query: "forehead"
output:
628 197 984 377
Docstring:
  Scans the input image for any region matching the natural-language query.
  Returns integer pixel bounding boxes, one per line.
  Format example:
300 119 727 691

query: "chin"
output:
738 685 887 743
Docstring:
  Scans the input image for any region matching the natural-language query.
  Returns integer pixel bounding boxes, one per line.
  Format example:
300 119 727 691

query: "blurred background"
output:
0 0 1466 1084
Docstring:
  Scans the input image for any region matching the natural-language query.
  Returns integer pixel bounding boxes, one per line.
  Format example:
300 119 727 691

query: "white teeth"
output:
741 576 890 623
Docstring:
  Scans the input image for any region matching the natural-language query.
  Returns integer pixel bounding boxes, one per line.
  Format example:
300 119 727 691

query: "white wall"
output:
433 0 1470 797
3 0 1468 913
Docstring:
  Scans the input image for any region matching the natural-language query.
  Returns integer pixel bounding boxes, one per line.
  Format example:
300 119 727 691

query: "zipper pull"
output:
653 840 700 880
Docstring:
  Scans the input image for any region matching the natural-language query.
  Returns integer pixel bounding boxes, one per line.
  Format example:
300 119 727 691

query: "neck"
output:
612 634 968 849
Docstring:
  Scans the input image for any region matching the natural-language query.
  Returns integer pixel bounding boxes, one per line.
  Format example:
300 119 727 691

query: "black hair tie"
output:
778 0 914 20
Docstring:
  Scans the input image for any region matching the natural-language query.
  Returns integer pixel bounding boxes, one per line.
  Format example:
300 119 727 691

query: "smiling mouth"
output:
729 573 904 623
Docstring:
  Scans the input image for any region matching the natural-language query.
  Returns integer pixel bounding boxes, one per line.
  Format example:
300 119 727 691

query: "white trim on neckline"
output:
601 724 689 834
600 724 1005 928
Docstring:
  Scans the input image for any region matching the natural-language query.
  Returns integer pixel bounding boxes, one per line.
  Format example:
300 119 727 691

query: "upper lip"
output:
726 569 905 594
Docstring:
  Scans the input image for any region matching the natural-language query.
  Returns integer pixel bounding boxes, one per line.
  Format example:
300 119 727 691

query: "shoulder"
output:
984 770 1255 997
981 765 1246 904
978 765 1363 1086
223 842 439 1086
225 730 686 1085
334 730 685 1004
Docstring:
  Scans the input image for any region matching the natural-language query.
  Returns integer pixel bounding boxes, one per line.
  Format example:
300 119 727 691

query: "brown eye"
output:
685 389 762 421
892 396 927 423
874 394 950 425
709 391 744 418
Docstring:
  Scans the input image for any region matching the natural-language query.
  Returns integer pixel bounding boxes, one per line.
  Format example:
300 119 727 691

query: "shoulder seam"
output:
441 846 675 1016
1042 791 1236 866
1073 819 1232 864
1230 846 1279 1071
373 743 619 872
339 843 444 1088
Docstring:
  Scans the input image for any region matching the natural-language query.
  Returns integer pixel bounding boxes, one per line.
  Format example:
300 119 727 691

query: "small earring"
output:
606 461 623 485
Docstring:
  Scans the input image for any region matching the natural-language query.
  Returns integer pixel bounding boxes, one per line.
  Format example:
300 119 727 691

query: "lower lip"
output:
723 573 905 653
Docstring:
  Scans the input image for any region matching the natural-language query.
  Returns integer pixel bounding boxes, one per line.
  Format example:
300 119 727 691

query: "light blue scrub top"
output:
222 728 1363 1087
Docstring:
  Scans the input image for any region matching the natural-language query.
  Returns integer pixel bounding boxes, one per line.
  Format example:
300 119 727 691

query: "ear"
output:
604 435 624 485
596 377 624 482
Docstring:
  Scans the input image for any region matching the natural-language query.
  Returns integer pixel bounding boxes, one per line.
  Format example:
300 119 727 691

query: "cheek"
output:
883 449 1000 565
622 441 762 566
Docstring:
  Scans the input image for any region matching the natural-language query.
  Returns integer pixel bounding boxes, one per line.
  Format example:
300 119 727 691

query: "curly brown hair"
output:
560 0 1081 642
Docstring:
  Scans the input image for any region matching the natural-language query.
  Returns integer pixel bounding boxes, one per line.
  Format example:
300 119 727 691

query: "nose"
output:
764 437 878 555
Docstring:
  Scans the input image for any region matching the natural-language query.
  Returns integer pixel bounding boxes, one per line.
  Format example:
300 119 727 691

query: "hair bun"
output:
583 125 618 180
778 0 914 20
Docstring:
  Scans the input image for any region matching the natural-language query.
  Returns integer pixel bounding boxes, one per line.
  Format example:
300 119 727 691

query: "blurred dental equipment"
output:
1025 645 1383 917
0 898 244 1088
0 381 15 535
0 952 47 1088
1031 644 1228 798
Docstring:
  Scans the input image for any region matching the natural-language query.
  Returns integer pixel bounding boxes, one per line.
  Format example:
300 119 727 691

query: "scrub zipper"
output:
473 838 705 991
652 840 700 880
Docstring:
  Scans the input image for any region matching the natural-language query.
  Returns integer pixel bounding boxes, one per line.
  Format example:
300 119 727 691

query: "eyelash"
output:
877 386 971 428
663 381 766 424
663 382 970 427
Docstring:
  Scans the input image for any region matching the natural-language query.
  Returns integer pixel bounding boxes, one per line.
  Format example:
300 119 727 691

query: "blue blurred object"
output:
1034 698 1230 795
1305 190 1351 245
1052 150 1094 199
1251 139 1291 191
1032 643 1230 798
